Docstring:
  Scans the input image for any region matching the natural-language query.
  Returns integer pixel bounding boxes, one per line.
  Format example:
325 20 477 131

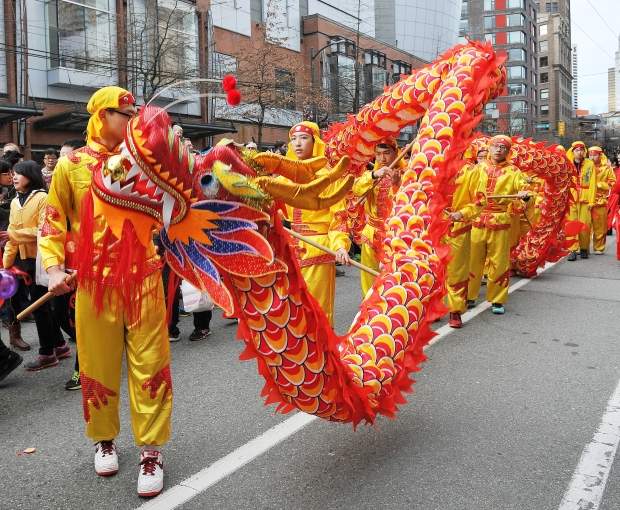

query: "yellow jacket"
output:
38 141 158 271
450 163 480 235
463 160 528 230
3 190 47 268
593 162 617 206
352 170 397 246
285 166 350 268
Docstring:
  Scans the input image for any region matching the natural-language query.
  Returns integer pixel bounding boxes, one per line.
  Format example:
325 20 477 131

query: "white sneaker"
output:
137 449 164 497
94 440 118 476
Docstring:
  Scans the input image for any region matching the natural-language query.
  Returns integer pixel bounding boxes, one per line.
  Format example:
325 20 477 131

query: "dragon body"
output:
87 41 575 426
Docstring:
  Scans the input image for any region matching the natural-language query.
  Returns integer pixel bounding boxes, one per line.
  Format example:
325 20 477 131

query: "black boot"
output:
579 249 589 259
0 350 23 382
567 251 577 261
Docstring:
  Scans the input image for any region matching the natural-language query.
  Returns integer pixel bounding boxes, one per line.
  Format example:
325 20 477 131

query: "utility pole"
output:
353 0 361 113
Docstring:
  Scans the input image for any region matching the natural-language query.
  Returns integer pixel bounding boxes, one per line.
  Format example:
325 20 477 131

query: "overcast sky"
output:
570 0 618 114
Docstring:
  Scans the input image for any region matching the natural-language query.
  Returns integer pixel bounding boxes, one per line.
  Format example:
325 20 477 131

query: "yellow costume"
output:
566 142 597 253
589 148 616 253
466 151 527 305
38 87 171 446
352 141 404 296
446 158 481 314
285 122 350 325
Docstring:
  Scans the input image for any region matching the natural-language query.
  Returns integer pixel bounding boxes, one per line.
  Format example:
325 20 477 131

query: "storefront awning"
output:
0 104 43 124
35 110 237 139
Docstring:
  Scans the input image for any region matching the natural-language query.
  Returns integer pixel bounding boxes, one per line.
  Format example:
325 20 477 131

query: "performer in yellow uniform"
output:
588 146 617 254
285 122 351 326
465 135 529 315
39 87 169 497
445 141 487 328
351 138 403 296
566 141 596 260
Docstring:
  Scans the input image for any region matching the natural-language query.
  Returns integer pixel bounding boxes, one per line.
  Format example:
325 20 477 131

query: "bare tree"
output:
225 2 331 147
126 0 200 102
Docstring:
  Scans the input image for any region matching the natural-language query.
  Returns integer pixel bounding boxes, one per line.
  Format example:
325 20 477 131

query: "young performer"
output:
351 138 403 296
284 121 351 325
588 147 616 254
465 135 529 314
566 141 596 260
39 87 170 497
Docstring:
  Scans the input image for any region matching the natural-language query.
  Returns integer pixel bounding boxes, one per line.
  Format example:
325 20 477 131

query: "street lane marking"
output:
558 378 620 510
138 261 558 510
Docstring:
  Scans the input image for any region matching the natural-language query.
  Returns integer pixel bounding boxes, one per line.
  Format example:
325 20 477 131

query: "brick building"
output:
0 0 425 158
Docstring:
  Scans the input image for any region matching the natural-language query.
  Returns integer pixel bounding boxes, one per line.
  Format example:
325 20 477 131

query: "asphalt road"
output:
1 238 619 510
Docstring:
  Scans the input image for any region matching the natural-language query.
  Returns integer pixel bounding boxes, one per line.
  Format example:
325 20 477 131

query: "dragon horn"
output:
252 153 327 183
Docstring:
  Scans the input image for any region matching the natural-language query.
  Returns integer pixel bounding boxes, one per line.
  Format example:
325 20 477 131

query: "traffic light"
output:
558 121 565 136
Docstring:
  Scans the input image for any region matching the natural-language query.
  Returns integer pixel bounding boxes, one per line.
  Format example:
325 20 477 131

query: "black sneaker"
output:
0 350 23 382
169 327 181 343
567 251 577 261
65 370 81 390
579 249 589 259
189 328 211 341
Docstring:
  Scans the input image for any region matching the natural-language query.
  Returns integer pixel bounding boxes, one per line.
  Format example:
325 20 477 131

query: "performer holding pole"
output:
465 135 529 315
351 138 405 296
588 146 616 254
445 140 487 328
283 122 351 326
38 87 170 497
566 141 596 260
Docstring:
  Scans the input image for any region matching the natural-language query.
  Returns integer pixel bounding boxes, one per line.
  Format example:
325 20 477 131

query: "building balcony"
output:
47 67 116 90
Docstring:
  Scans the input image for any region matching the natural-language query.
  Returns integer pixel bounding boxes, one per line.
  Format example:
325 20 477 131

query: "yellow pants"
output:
468 226 511 305
76 271 171 446
446 228 471 313
301 263 336 326
568 202 592 252
360 243 379 297
591 205 608 252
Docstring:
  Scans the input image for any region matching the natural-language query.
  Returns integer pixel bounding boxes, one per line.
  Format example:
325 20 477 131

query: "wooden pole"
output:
16 273 75 321
354 138 416 207
283 226 380 277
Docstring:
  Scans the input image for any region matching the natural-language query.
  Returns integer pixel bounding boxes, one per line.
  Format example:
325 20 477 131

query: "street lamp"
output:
309 38 345 123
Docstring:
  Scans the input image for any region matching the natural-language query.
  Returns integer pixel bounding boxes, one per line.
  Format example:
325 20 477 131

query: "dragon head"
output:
90 105 352 313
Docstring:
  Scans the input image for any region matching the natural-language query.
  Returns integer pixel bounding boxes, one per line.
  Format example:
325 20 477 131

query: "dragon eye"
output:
200 173 219 198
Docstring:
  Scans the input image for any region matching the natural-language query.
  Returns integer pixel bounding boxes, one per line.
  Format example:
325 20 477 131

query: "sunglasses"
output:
107 109 136 119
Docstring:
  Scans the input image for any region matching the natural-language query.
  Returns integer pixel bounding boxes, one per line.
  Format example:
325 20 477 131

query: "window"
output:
508 48 526 61
331 54 356 113
546 1 559 12
506 13 525 27
212 52 237 79
507 0 525 7
392 60 411 83
510 100 527 113
484 33 496 44
484 0 495 11
508 65 526 79
364 65 387 103
540 72 548 83
540 56 548 67
539 24 548 36
540 105 549 115
508 31 525 44
364 50 386 68
275 69 295 109
507 83 526 95
48 0 114 72
540 40 548 52
511 118 525 132
484 16 495 30
540 88 549 100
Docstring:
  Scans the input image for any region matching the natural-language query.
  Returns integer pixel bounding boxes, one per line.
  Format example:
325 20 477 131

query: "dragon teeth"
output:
126 164 141 180
162 192 174 229
120 182 134 195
